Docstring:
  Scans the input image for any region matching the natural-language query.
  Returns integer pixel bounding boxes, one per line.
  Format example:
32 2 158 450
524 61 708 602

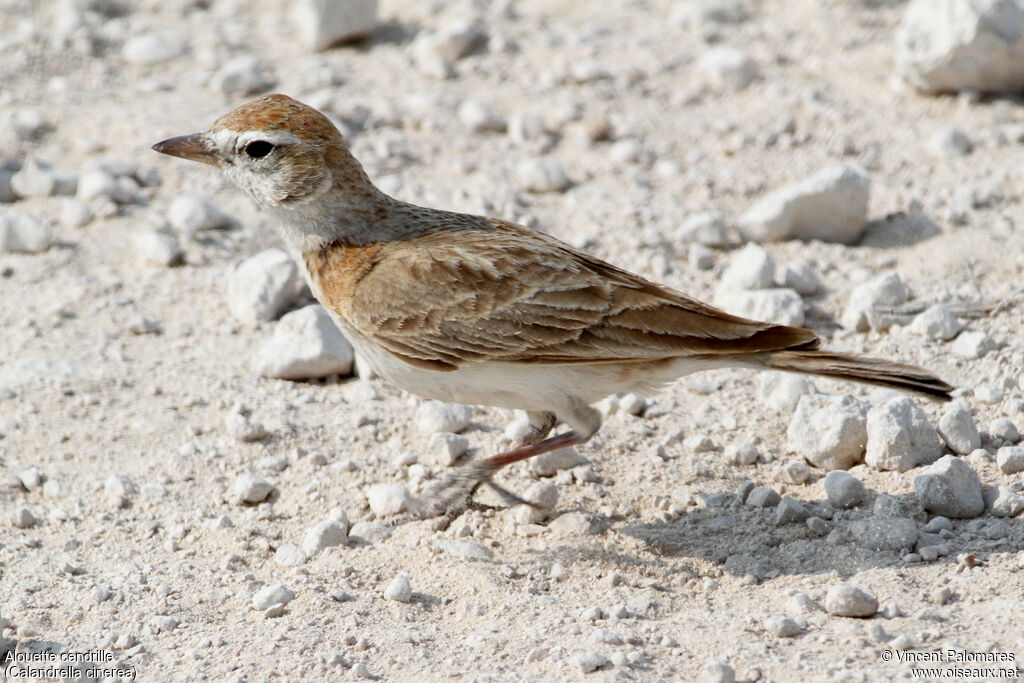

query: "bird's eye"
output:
244 140 274 159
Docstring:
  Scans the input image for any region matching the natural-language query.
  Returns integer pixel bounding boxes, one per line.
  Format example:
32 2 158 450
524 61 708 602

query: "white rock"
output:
458 100 506 133
758 371 817 413
715 288 804 326
841 271 910 332
133 229 183 266
997 446 1024 474
577 650 609 673
738 164 870 244
232 474 274 504
825 584 878 617
530 447 586 476
697 46 760 90
274 543 307 567
914 454 984 518
549 511 600 535
0 211 51 253
899 0 1024 94
415 401 472 434
169 194 231 235
253 305 354 379
777 458 810 484
422 19 484 62
824 470 864 508
865 397 944 472
909 303 962 341
295 0 377 51
675 210 730 247
928 127 972 157
428 432 469 466
441 538 494 561
938 399 980 454
689 243 715 270
516 158 570 193
672 0 747 29
212 55 275 96
104 474 137 499
302 519 348 557
60 199 93 228
721 242 774 290
950 330 996 359
990 417 1020 443
11 157 59 197
123 30 187 65
9 107 50 140
787 394 868 470
226 249 301 324
508 112 549 144
609 138 643 164
702 659 735 683
989 485 1024 517
225 404 269 442
76 170 120 202
365 483 409 516
764 614 802 638
779 260 823 296
383 573 412 602
11 506 36 529
252 583 294 610
516 481 559 524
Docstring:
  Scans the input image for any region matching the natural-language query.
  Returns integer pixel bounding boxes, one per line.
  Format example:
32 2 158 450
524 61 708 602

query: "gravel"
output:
938 399 981 455
225 249 301 325
864 397 944 472
440 539 494 561
841 271 910 332
383 573 412 603
253 305 355 380
168 194 232 235
252 583 295 611
746 486 781 508
914 455 985 519
302 519 348 557
231 474 275 504
909 303 962 341
787 394 868 470
850 517 918 552
825 584 878 618
530 447 586 476
0 210 51 254
365 483 410 516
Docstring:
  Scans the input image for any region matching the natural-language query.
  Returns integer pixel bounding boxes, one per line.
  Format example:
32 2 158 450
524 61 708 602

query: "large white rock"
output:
715 288 805 326
865 397 944 472
253 305 354 380
295 0 377 52
937 399 981 454
134 230 183 266
0 211 51 253
898 0 1024 94
226 249 301 324
787 394 868 470
720 242 775 290
841 271 910 332
914 454 984 518
739 165 870 244
909 303 962 340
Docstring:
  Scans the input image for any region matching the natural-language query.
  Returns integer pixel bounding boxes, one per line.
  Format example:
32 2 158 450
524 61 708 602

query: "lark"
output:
153 94 952 520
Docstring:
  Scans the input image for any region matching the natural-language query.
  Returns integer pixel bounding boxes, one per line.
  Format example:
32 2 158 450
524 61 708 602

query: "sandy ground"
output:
2 0 1024 681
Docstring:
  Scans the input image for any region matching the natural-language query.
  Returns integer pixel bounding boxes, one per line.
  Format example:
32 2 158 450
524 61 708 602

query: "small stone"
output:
689 243 715 271
441 539 494 561
104 474 138 499
549 511 600 535
225 404 269 442
824 470 864 509
806 516 829 535
428 432 469 467
697 46 760 90
702 659 735 683
764 614 802 638
780 259 823 296
841 271 910 332
675 211 729 247
302 519 348 557
253 305 354 379
758 372 817 413
787 394 868 470
294 0 377 51
252 583 294 610
415 400 472 434
0 211 52 254
458 100 506 133
974 384 1003 404
347 521 390 545
672 0 747 29
619 392 647 416
212 55 275 96
274 543 306 567
777 458 809 484
775 497 809 525
232 474 274 504
996 446 1024 474
60 199 93 228
11 506 36 529
577 650 608 673
684 434 715 453
921 516 952 533
914 455 984 519
365 483 409 516
725 443 759 466
609 138 643 164
516 481 559 524
77 170 122 203
865 397 944 472
739 164 870 244
990 418 1020 444
824 583 878 617
18 467 43 491
123 30 187 65
787 592 820 615
530 447 586 476
168 194 232 235
715 287 805 327
516 158 569 193
950 330 995 359
133 230 183 266
11 157 60 197
850 517 918 552
263 603 286 618
929 127 972 157
930 586 953 606
909 304 962 341
746 486 781 508
383 573 412 602
720 242 774 290
938 399 981 454
226 249 301 324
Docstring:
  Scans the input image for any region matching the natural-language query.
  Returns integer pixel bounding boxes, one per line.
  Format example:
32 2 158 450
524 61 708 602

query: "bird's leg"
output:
516 410 557 447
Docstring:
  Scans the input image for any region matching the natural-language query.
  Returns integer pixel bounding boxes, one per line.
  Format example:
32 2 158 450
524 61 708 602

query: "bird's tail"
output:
765 350 954 401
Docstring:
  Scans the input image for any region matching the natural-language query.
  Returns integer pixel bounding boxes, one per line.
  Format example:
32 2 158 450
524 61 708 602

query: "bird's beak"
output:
151 133 219 166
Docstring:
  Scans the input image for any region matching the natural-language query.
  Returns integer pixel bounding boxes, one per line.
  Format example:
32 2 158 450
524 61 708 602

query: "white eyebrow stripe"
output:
210 128 300 154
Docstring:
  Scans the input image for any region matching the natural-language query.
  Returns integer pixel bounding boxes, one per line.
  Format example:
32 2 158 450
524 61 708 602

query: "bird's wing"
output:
334 220 819 371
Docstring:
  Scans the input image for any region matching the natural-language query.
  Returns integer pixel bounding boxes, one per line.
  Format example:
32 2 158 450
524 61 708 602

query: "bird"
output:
153 94 953 522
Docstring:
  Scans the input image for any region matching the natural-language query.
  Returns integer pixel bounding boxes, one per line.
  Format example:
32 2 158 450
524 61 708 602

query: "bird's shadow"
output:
859 213 942 249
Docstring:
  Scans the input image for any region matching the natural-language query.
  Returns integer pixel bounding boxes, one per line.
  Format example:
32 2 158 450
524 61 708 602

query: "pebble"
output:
990 418 1020 444
673 0 747 30
780 259 823 295
938 400 981 454
274 543 306 567
253 305 354 379
348 521 390 545
914 455 984 519
516 481 559 524
746 486 781 507
702 659 735 683
824 583 878 617
787 592 820 615
619 392 647 416
577 650 609 673
516 158 570 193
232 474 274 504
738 164 870 244
898 0 1024 94
609 138 643 164
996 446 1024 474
865 397 943 472
11 506 36 529
530 447 586 476
841 271 910 332
76 170 123 203
133 229 183 267
168 194 231 235
441 539 494 562
725 443 759 466
928 127 972 157
775 497 809 524
764 614 802 638
383 573 412 603
0 210 52 254
950 330 996 359
720 242 775 290
122 30 187 65
60 199 93 228
428 432 469 466
696 46 760 90
850 517 918 552
675 210 730 247
716 287 805 327
973 384 1003 404
909 303 962 341
104 474 137 499
302 519 348 557
365 483 409 516
988 485 1024 517
787 394 868 470
549 511 600 535
226 249 301 324
18 467 43 491
252 583 294 610
777 458 810 484
684 434 715 453
225 404 269 442
11 157 63 197
415 400 472 434
212 55 275 96
457 100 506 133
294 0 377 51
759 372 816 413
824 471 863 509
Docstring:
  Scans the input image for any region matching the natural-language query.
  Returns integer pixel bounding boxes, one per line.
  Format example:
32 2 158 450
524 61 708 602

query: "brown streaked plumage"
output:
153 94 954 524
